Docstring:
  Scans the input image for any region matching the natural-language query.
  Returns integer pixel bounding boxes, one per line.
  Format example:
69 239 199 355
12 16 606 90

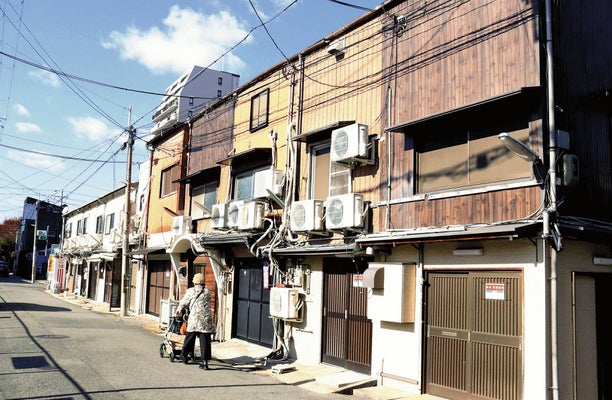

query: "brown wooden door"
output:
147 260 171 316
322 258 372 374
425 271 522 400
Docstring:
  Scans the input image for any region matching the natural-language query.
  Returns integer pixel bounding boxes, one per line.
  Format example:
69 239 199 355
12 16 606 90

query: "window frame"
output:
160 164 180 197
190 181 218 219
249 89 269 132
95 215 104 234
105 213 115 235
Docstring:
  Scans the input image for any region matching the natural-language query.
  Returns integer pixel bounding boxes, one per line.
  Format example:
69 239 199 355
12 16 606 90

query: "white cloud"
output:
15 122 42 133
7 150 64 172
28 70 61 87
67 116 115 141
14 104 30 116
102 6 250 75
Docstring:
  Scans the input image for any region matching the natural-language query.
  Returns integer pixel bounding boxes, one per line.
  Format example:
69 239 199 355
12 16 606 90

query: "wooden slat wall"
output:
187 98 235 175
386 0 540 123
388 186 541 228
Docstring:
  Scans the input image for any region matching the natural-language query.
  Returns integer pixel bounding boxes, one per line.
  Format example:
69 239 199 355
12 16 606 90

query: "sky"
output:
0 0 383 222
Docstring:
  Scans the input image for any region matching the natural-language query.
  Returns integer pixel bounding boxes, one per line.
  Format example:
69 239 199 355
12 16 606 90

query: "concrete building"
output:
151 65 239 134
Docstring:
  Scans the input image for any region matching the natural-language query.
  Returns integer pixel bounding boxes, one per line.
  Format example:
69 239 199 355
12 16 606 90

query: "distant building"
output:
13 197 63 279
151 66 239 134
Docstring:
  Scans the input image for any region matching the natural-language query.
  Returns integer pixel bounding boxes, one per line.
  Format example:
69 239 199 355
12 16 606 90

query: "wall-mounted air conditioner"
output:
269 287 300 319
171 216 192 236
290 199 324 232
238 201 265 231
226 200 244 229
325 193 364 230
252 169 284 199
327 37 345 55
210 203 228 229
331 123 369 164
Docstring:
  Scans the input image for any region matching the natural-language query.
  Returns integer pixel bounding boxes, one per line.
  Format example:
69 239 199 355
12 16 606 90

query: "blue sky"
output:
0 0 382 222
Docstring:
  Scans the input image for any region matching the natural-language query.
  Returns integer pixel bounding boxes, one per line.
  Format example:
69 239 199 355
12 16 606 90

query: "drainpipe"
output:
544 0 559 399
385 86 392 231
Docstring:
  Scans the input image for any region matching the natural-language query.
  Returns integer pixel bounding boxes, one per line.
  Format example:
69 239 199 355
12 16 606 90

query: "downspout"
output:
386 85 392 231
544 0 559 399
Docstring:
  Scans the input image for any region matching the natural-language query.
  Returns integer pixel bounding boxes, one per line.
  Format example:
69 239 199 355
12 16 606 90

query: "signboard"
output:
353 274 363 288
485 282 505 300
37 230 47 240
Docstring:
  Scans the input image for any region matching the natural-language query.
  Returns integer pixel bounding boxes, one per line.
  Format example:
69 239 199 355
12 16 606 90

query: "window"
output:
234 170 257 200
189 97 194 106
217 90 222 98
218 77 223 85
160 165 180 197
415 123 532 193
66 223 72 238
82 217 88 234
191 182 218 218
105 213 115 235
309 142 351 199
95 215 104 234
249 89 269 131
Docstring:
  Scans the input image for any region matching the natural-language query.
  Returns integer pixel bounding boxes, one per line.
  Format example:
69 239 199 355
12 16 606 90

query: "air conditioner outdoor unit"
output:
269 287 300 319
327 37 345 54
325 193 364 230
331 123 369 163
171 216 192 235
290 199 324 232
238 201 265 231
226 200 244 229
210 203 228 229
253 169 284 199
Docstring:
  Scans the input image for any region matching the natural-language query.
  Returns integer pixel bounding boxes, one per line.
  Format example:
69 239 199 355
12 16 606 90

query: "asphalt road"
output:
0 276 350 400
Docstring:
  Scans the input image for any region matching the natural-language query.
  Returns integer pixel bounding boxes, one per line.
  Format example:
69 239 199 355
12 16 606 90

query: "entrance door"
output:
234 261 273 347
322 258 372 374
574 273 612 399
147 260 171 316
425 271 522 400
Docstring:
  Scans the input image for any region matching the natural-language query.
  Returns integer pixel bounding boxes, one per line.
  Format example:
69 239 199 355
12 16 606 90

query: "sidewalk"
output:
48 288 444 399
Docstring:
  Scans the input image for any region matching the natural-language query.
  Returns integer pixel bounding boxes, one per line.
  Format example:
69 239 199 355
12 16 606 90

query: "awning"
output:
176 166 221 183
88 253 117 262
216 148 272 166
386 86 542 133
356 222 541 247
128 247 167 256
292 120 355 143
199 232 253 247
267 242 361 256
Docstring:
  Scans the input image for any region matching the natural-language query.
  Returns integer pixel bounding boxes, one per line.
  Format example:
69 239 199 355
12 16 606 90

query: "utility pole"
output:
120 108 135 317
31 199 39 284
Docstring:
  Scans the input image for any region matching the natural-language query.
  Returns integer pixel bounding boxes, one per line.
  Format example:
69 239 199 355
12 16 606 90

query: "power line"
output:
0 142 128 163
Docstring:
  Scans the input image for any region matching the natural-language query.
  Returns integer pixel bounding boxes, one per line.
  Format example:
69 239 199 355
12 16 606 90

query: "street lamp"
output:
498 132 539 163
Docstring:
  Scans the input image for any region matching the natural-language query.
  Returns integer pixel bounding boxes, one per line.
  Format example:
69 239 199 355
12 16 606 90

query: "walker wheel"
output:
170 351 176 362
159 343 165 358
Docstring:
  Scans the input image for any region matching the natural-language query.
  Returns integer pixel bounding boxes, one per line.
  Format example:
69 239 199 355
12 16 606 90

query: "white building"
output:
151 66 239 134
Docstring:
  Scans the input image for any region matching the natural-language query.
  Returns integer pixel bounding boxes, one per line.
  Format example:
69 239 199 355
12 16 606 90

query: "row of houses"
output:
54 1 612 399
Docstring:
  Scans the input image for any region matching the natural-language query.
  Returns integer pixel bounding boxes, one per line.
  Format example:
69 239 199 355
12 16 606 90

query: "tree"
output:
0 217 21 264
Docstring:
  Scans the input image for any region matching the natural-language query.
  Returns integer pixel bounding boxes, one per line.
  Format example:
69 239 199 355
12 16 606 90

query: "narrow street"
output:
0 276 352 400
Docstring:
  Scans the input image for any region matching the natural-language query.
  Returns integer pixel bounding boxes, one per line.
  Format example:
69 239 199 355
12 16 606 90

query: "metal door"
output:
234 261 273 347
322 258 372 374
425 271 522 400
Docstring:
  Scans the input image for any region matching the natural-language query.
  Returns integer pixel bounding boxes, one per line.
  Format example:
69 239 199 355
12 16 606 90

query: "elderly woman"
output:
175 273 214 370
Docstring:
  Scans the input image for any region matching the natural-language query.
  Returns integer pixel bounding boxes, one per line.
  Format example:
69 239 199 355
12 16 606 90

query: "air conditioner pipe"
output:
386 85 392 231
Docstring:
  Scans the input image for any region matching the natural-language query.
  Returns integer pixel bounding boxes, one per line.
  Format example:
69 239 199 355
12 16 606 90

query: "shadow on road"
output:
0 302 72 312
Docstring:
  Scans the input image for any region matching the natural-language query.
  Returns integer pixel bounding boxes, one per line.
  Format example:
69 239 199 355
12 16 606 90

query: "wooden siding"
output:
147 128 188 234
385 0 540 123
187 98 235 175
387 186 541 228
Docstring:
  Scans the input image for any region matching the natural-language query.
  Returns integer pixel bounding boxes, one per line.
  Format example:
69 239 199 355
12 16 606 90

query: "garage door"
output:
425 271 522 400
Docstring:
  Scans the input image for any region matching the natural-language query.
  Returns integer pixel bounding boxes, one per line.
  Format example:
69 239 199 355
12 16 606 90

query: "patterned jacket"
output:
176 285 214 333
